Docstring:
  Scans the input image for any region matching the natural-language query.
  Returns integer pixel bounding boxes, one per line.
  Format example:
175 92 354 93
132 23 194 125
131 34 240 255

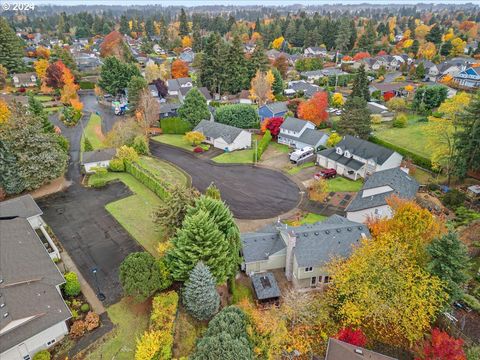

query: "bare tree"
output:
136 89 161 134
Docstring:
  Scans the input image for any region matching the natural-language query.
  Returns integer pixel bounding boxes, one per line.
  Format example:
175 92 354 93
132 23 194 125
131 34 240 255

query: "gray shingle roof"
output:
160 102 181 114
317 148 365 171
251 272 281 300
0 195 42 219
241 232 285 263
266 101 288 114
326 338 397 360
194 120 245 144
346 167 419 212
281 117 313 133
0 218 71 353
81 148 116 165
337 135 396 165
288 81 321 97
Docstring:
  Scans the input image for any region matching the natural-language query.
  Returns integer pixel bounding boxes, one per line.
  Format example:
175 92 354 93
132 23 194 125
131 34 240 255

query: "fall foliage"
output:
171 59 189 79
298 92 329 125
0 99 11 124
100 30 130 60
336 327 367 347
34 59 49 79
182 35 192 48
271 36 285 50
414 328 466 360
249 70 274 105
352 52 371 61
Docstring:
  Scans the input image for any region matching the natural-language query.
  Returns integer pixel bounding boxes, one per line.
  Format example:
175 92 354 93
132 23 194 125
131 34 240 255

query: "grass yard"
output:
327 177 363 192
44 106 61 113
137 156 189 186
152 134 194 151
212 149 254 164
299 212 327 224
286 161 315 175
231 278 254 304
34 95 54 102
88 172 165 256
269 141 291 153
173 307 207 359
411 167 447 185
87 298 151 360
83 113 105 150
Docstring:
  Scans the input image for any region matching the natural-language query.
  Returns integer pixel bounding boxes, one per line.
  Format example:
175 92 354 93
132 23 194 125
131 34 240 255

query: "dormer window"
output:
336 147 343 155
344 150 351 158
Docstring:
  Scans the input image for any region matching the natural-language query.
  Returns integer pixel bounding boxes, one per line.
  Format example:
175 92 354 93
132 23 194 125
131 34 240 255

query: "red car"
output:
314 168 337 180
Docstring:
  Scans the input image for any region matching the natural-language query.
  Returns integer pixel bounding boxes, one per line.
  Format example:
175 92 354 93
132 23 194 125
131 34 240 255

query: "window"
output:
324 276 330 283
47 339 56 346
23 356 30 360
374 208 380 215
305 267 313 272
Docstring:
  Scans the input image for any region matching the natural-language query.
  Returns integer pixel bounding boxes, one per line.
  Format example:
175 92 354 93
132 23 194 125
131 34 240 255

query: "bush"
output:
79 81 95 90
80 303 90 313
84 136 93 151
386 97 407 112
56 135 70 152
462 294 480 312
193 146 204 153
392 113 408 128
132 135 149 155
160 117 192 134
371 114 383 124
254 130 272 162
70 320 86 338
116 145 139 164
125 162 170 200
109 158 125 172
369 136 432 169
442 189 466 208
85 311 100 331
64 272 81 297
61 106 82 126
33 350 51 360
215 104 259 129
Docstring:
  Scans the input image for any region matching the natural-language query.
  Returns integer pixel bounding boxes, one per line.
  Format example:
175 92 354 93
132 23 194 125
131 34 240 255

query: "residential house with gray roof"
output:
278 117 329 151
258 101 288 121
325 339 397 360
81 148 116 174
346 167 419 223
284 80 321 98
194 120 251 152
167 77 193 96
317 135 403 180
241 215 370 289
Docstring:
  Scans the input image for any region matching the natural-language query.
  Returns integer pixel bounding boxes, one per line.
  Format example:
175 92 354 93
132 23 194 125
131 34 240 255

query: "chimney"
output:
284 230 297 282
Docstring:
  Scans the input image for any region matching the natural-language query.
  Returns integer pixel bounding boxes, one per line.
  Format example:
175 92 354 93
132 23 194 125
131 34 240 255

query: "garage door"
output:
327 160 336 169
337 165 344 175
319 156 327 167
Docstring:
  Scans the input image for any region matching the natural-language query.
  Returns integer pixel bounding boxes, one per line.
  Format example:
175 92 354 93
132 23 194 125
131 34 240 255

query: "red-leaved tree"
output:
336 327 367 347
45 61 66 89
377 50 388 56
353 51 371 61
383 91 395 102
287 98 302 117
171 59 189 79
298 92 329 126
265 117 284 138
415 328 466 360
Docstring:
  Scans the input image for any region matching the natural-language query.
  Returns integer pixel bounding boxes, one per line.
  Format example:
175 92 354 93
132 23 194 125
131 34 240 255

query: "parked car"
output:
289 146 314 164
314 168 337 179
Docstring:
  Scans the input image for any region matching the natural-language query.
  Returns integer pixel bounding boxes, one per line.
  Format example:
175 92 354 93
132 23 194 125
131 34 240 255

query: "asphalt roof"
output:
346 167 419 212
0 194 42 219
0 218 71 353
326 339 397 360
194 119 246 144
281 117 314 133
251 272 281 300
241 232 286 262
265 101 288 114
317 148 365 171
287 81 321 97
160 102 181 114
337 135 396 165
81 148 116 165
280 128 327 148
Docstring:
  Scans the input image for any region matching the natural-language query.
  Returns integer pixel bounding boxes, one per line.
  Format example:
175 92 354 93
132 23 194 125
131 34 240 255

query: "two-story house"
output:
317 135 403 180
257 101 288 121
241 215 370 289
453 66 480 90
278 117 329 151
12 73 37 88
167 77 193 96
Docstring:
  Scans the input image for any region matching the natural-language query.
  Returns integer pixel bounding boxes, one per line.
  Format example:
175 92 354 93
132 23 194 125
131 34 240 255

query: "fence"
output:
125 161 170 200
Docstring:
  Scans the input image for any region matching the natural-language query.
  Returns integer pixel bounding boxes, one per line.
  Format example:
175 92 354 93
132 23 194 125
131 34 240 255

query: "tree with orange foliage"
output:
171 59 189 79
414 328 466 360
298 92 329 126
182 36 192 48
250 32 262 43
35 46 50 59
418 42 437 60
60 66 79 104
45 61 66 89
100 30 130 61
70 99 83 112
352 52 371 61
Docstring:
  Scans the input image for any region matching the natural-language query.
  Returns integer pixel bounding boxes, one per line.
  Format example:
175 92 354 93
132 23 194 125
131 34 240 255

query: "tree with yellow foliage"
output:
34 59 49 80
184 131 205 146
415 24 431 40
418 42 436 60
182 35 192 48
443 28 454 42
0 99 11 124
331 92 345 107
145 63 162 83
450 37 467 56
249 70 274 106
326 132 342 147
250 31 262 43
35 46 50 59
402 39 414 49
271 36 285 50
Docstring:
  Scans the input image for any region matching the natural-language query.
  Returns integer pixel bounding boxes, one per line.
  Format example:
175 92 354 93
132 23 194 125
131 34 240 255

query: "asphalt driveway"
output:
150 141 300 219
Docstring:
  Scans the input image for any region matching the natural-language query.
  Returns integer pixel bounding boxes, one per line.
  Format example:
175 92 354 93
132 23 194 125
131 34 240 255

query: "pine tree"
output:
205 182 221 200
248 40 269 79
426 24 442 44
0 18 25 72
271 68 284 96
179 8 190 36
183 262 220 321
358 20 376 52
177 87 210 127
199 33 221 93
0 140 24 195
351 64 370 102
127 76 147 113
119 15 130 35
28 95 54 133
84 137 93 151
337 96 372 139
335 18 353 52
427 232 470 303
224 35 249 94
192 25 203 52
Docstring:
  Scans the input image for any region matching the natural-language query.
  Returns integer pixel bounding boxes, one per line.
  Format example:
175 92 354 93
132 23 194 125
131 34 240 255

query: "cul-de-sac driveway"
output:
149 141 301 219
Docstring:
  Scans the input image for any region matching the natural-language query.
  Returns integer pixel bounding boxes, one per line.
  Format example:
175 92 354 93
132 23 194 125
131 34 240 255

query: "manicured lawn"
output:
152 134 193 151
88 172 165 256
269 140 291 153
299 212 327 224
287 161 315 175
137 156 189 187
45 106 61 113
327 177 363 192
212 149 254 164
411 167 447 185
83 113 105 150
173 307 207 359
87 298 151 360
34 95 54 102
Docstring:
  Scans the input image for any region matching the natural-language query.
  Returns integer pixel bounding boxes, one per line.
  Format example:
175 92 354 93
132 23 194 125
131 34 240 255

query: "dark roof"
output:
0 195 42 219
346 167 419 212
280 128 328 148
241 232 285 263
81 148 116 164
0 218 71 353
265 101 288 114
196 87 212 100
370 82 410 92
251 272 281 300
325 339 397 360
281 117 313 132
160 102 181 114
317 148 365 171
288 81 321 97
337 135 396 165
194 120 246 144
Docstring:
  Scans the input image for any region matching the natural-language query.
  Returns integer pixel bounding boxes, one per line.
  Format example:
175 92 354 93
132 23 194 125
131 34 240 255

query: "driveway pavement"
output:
150 141 300 219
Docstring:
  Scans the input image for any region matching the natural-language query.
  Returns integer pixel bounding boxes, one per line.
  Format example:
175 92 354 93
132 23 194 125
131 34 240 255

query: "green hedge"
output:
254 130 272 162
125 161 170 200
79 81 95 90
160 117 192 134
369 136 432 170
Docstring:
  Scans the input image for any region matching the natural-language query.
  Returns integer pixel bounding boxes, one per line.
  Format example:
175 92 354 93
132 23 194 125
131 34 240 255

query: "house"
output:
167 77 193 96
325 338 397 360
193 119 252 151
241 215 370 289
179 48 195 63
179 87 212 104
415 59 439 80
453 66 480 90
285 80 321 98
437 58 472 79
75 54 102 72
346 167 419 223
278 117 329 151
12 73 37 88
251 272 281 306
148 84 159 98
367 101 394 121
258 101 288 121
317 135 403 180
0 206 71 360
0 195 60 260
159 103 181 118
369 82 411 97
304 47 327 57
81 148 116 173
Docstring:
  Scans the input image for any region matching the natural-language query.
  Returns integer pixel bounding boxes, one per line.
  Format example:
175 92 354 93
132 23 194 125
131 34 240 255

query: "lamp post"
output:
92 268 106 301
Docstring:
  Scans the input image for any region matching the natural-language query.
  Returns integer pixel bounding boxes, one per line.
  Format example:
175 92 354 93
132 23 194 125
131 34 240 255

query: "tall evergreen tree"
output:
199 33 221 93
351 64 370 102
98 56 141 95
248 40 269 79
119 15 130 35
337 96 372 139
335 18 353 52
426 24 442 44
192 25 203 52
0 18 25 72
177 87 210 127
271 67 284 96
427 232 470 303
127 75 147 113
0 139 24 195
183 262 220 321
358 20 376 52
224 35 249 94
179 8 190 36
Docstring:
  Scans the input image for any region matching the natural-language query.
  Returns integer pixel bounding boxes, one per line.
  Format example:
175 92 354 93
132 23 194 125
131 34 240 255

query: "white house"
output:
346 167 419 223
12 73 37 88
317 135 403 180
303 47 327 57
278 117 329 151
194 119 251 152
0 201 71 360
81 148 116 173
167 77 193 96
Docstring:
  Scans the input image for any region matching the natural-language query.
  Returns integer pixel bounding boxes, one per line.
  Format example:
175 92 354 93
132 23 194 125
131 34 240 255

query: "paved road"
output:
150 141 300 219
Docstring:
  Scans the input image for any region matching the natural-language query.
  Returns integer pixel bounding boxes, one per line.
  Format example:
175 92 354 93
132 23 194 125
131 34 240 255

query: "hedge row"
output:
125 161 170 200
160 117 192 134
254 130 272 162
79 81 95 90
369 135 432 170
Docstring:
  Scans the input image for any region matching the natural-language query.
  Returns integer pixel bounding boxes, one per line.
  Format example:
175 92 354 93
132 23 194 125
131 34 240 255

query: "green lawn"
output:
269 141 291 153
45 106 61 113
212 149 254 164
137 156 189 187
34 95 54 102
88 172 165 256
152 134 193 151
299 212 327 224
87 298 150 360
327 177 363 192
287 161 315 175
411 167 447 185
83 113 105 150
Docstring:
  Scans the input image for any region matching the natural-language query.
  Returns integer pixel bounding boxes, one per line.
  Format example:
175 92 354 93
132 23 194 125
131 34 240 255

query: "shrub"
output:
64 272 81 297
84 137 93 151
463 294 480 312
442 189 466 208
109 158 125 172
116 145 139 164
193 146 204 153
125 161 170 200
160 117 192 134
79 81 95 90
33 350 51 360
392 113 408 128
56 135 70 152
215 104 259 129
132 135 149 155
371 114 383 124
61 106 82 126
254 130 272 162
85 311 100 331
70 320 86 338
80 303 90 313
386 97 407 112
